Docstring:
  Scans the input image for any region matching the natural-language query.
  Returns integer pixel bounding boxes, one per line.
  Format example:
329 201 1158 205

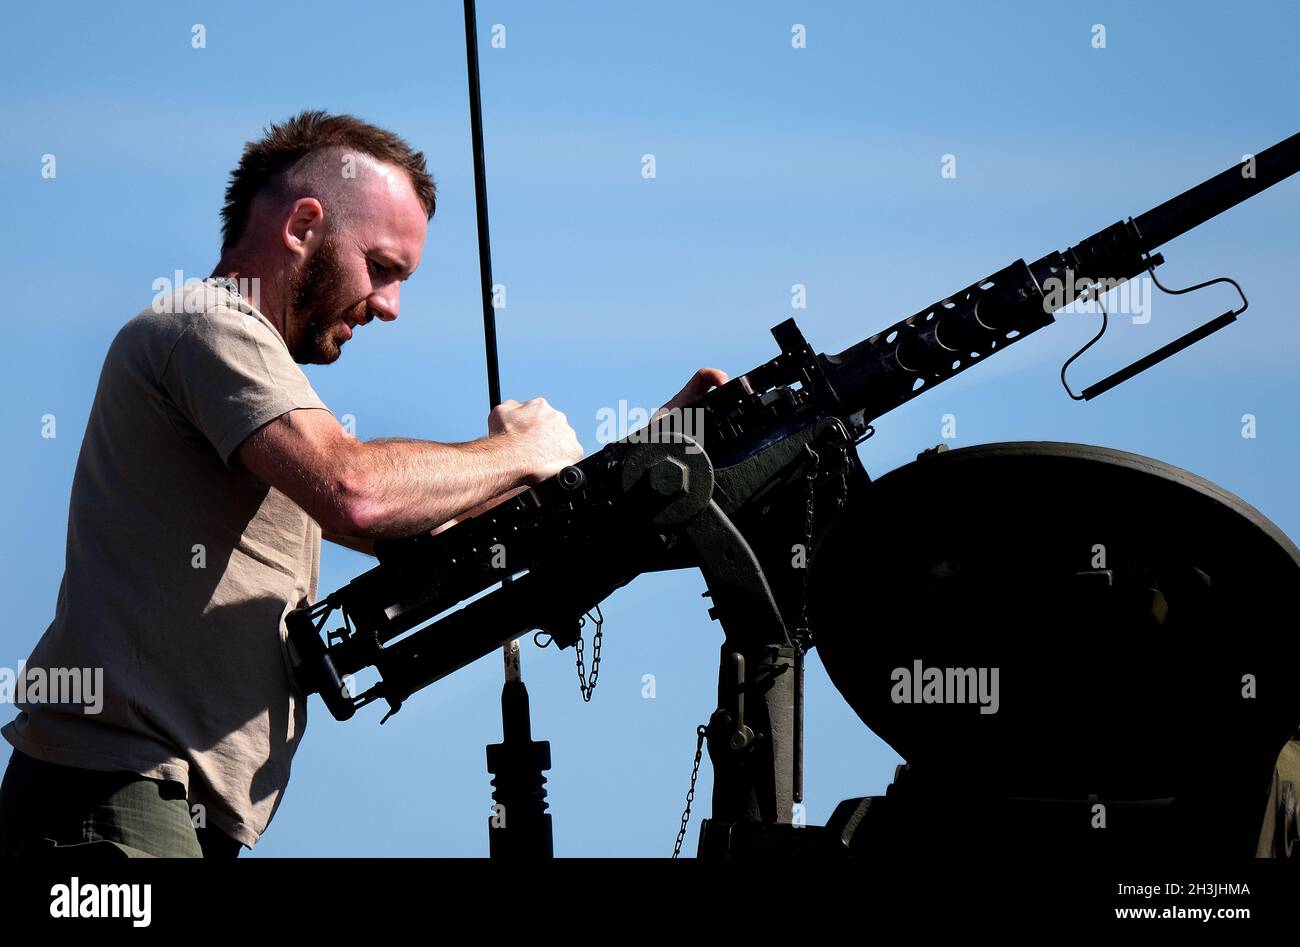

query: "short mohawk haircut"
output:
219 109 436 252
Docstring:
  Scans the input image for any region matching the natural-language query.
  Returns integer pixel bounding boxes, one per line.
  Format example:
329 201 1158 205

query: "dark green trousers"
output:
0 748 241 859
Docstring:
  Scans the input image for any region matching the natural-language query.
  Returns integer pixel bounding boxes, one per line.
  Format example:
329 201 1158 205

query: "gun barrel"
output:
819 132 1300 427
1133 131 1300 250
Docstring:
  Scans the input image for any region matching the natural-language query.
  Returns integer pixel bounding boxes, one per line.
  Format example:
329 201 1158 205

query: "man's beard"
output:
287 238 364 364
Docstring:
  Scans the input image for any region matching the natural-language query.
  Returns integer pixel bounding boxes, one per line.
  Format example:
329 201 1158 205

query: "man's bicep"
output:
234 408 358 533
160 309 331 467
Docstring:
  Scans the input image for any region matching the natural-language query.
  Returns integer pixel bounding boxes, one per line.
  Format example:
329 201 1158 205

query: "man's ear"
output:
283 197 325 259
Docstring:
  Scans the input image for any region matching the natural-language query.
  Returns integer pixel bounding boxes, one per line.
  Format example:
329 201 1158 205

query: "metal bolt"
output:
647 455 689 497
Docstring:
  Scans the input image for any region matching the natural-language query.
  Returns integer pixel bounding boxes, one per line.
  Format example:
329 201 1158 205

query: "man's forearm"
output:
326 481 531 558
343 433 530 539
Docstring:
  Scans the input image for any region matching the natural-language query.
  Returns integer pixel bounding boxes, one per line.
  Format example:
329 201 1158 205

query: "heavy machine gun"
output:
288 131 1300 858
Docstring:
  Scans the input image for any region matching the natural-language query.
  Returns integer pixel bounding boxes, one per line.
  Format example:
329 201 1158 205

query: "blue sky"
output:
1 1 1297 856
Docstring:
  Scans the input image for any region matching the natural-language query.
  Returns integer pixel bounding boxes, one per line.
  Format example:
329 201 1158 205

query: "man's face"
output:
285 165 428 364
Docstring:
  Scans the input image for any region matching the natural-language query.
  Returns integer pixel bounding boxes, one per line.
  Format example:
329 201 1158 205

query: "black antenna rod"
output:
465 0 502 409
464 0 555 859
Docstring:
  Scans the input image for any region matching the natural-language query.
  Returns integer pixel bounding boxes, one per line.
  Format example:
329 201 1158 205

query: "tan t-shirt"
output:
2 278 331 849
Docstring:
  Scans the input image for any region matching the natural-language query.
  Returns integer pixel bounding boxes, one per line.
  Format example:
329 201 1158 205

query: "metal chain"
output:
836 446 852 510
672 724 709 858
574 604 603 701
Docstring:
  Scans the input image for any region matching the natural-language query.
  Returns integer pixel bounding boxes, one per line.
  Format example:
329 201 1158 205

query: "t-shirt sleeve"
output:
159 307 331 468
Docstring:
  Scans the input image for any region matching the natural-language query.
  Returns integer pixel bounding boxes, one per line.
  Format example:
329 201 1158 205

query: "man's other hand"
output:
653 367 729 419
